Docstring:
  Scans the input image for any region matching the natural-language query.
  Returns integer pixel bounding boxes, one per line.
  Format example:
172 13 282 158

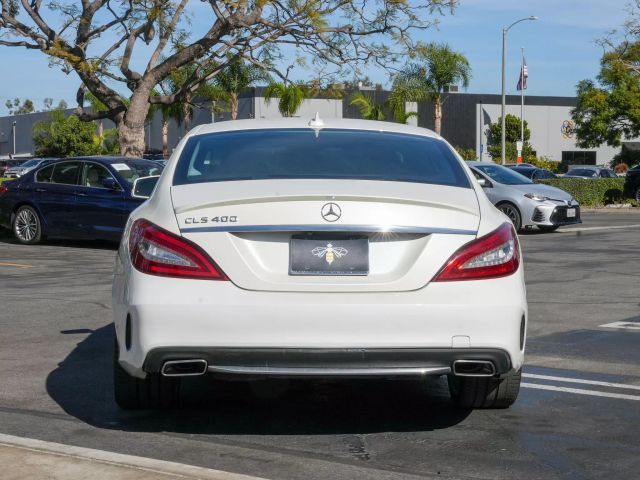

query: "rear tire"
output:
113 338 180 409
497 203 522 232
13 205 44 244
448 369 521 409
537 225 559 232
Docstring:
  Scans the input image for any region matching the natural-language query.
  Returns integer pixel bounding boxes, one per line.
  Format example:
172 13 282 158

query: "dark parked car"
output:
563 166 617 178
623 164 640 201
0 156 163 244
505 165 557 181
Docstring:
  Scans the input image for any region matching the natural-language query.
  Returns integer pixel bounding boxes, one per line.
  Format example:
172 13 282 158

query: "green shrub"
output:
528 157 562 173
455 146 477 160
537 178 627 207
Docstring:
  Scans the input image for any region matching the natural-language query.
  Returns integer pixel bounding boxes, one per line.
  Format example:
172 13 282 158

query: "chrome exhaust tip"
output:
452 360 496 377
161 359 208 377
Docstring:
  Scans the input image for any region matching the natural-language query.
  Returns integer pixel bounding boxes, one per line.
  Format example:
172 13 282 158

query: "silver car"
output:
4 158 52 178
468 162 581 232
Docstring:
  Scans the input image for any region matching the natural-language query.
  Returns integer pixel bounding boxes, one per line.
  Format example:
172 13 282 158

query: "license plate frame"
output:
289 236 369 276
566 208 576 218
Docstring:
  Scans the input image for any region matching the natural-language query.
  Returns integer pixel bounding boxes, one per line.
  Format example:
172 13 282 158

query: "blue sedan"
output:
0 156 163 244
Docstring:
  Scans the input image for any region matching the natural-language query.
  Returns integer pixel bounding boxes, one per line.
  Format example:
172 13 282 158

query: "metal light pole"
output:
12 121 16 156
501 16 537 164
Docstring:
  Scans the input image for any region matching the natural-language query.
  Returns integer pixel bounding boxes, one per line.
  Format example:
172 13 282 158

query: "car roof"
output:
466 161 504 167
568 165 604 171
40 156 147 165
186 118 440 139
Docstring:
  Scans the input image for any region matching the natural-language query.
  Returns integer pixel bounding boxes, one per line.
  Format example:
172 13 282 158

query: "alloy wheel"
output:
498 204 521 231
14 208 39 243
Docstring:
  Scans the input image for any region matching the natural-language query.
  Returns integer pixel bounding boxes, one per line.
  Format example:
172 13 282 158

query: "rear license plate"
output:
289 237 369 276
566 208 576 218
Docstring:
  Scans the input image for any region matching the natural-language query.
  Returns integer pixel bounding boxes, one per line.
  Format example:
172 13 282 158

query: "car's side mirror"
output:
102 177 121 191
132 176 159 199
477 177 492 188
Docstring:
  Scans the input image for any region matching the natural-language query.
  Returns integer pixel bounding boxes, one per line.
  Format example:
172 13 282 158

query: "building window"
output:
562 151 596 165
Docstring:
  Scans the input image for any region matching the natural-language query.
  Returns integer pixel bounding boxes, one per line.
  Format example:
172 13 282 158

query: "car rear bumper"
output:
142 346 514 377
113 264 527 378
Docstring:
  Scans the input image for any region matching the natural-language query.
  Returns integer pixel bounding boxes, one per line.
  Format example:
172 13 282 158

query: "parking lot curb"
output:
580 207 640 213
0 433 265 480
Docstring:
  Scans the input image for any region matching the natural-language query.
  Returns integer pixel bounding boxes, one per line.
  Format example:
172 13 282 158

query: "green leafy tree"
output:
1 0 455 156
349 92 386 121
5 98 35 115
42 98 68 111
454 146 477 160
387 66 430 123
487 114 535 162
204 59 270 120
572 40 640 147
392 43 471 134
263 82 310 117
33 110 102 157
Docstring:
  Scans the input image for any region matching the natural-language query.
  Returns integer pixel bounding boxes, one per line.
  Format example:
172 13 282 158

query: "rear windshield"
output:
510 167 535 178
111 160 164 185
173 129 470 188
566 169 597 177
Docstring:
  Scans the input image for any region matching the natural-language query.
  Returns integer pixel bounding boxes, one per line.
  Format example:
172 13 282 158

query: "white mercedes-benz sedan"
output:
112 117 527 410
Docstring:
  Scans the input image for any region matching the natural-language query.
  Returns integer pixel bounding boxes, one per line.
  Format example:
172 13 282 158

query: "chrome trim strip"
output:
207 365 451 376
181 224 477 235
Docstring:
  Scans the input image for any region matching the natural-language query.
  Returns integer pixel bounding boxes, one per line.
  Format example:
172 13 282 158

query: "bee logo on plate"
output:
311 243 348 265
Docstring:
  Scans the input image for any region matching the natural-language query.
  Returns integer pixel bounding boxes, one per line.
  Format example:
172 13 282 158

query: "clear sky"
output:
0 0 631 115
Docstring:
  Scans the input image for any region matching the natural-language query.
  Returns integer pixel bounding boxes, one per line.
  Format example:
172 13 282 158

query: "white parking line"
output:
599 321 640 331
522 383 640 401
523 373 640 391
0 433 264 480
559 224 640 233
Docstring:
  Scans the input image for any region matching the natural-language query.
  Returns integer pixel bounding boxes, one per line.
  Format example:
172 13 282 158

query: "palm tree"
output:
263 81 310 117
204 59 270 120
349 92 386 121
390 43 471 134
155 101 183 158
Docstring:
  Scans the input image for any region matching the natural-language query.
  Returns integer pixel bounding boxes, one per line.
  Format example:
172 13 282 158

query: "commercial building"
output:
0 90 624 166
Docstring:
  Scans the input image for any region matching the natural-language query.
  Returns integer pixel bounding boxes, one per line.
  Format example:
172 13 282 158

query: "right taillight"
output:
433 223 520 282
0 185 8 195
129 219 228 280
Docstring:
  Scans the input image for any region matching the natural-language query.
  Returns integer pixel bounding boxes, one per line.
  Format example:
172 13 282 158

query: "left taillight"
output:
0 185 8 195
432 223 520 282
129 219 228 280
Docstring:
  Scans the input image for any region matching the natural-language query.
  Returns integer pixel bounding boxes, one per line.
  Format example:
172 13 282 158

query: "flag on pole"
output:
517 58 528 91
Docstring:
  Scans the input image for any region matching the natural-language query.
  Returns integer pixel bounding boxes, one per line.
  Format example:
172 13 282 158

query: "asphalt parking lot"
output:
0 212 639 480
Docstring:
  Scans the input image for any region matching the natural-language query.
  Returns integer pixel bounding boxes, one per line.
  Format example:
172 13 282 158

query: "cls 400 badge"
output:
184 216 238 224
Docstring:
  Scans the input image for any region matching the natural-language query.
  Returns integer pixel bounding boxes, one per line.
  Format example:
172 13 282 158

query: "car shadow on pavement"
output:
0 231 118 250
46 324 472 435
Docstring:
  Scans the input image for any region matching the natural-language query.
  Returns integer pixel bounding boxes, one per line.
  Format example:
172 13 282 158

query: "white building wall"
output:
476 103 620 165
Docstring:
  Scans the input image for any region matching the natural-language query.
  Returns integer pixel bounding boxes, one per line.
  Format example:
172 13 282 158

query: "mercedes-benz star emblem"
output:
321 202 341 222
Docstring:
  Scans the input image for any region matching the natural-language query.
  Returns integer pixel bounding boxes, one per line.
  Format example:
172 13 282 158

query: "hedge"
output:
537 178 628 207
